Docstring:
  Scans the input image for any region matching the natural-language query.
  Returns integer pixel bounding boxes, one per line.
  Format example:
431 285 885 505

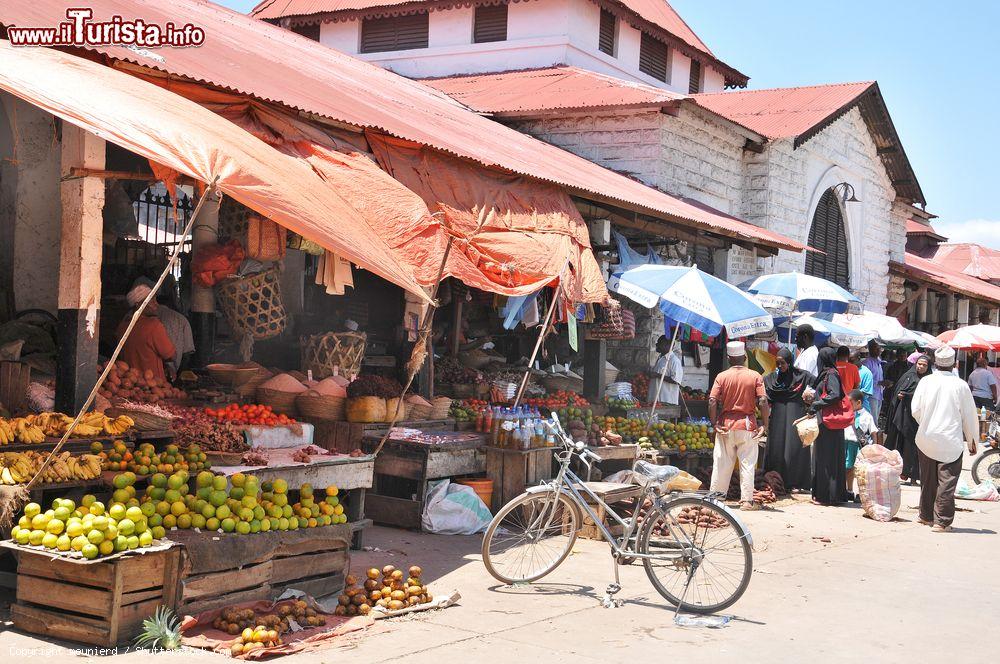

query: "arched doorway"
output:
805 188 850 289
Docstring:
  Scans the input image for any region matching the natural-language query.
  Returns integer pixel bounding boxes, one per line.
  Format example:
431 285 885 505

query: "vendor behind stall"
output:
117 284 176 382
131 276 195 373
648 334 683 406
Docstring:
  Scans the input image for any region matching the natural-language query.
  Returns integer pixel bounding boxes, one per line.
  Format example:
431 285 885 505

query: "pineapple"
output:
134 605 182 651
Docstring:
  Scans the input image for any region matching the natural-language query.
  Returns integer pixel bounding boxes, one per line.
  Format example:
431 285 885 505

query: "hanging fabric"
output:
315 251 354 295
613 229 659 270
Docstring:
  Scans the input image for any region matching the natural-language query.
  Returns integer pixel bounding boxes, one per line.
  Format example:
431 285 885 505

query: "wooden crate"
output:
569 482 641 542
7 544 182 647
175 529 350 616
485 447 554 511
309 419 454 454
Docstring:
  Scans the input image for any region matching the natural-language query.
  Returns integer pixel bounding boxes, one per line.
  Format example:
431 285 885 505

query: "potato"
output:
345 574 357 586
358 604 371 615
408 565 422 578
351 594 366 606
334 605 347 616
337 594 351 606
407 586 422 597
381 565 396 577
387 600 405 611
366 568 380 580
407 596 420 606
390 569 404 581
390 590 406 601
364 579 379 591
370 589 382 601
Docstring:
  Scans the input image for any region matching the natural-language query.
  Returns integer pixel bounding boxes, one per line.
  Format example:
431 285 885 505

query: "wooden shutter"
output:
360 13 429 53
474 4 508 43
598 8 616 56
805 189 851 289
639 32 669 82
688 59 702 94
291 23 320 42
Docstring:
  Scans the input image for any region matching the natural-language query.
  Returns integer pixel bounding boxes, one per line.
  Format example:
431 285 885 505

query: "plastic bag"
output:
421 479 493 535
854 444 902 522
956 477 1000 501
665 470 702 492
794 415 819 447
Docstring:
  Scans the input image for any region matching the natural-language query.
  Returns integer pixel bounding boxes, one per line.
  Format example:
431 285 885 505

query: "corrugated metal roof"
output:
251 0 749 87
930 243 1000 282
422 65 681 114
691 82 875 139
691 82 926 206
0 0 803 252
896 253 1000 305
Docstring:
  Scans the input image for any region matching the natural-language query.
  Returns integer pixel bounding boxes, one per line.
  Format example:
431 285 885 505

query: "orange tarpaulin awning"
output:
0 41 430 301
131 75 607 302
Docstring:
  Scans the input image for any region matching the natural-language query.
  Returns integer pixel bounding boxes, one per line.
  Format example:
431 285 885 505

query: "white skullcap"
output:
934 346 956 367
726 341 746 357
126 284 152 307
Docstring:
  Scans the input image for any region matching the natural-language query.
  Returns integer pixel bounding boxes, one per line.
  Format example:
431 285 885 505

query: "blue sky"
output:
220 0 999 247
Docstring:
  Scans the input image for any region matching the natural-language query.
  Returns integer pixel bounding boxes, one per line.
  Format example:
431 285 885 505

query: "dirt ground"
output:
1 457 996 664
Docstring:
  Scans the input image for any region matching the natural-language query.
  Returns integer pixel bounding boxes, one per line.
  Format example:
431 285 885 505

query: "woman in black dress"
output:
810 347 846 505
882 354 931 483
764 347 814 492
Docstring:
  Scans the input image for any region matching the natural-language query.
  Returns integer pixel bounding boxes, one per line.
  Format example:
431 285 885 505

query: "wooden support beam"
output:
886 283 928 317
743 138 765 154
65 167 199 187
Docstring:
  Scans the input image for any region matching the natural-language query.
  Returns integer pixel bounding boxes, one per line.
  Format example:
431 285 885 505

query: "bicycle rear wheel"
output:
972 448 1000 488
482 490 580 584
638 497 751 614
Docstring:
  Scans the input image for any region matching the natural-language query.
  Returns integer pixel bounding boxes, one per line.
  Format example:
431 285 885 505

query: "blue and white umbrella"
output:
608 265 774 337
776 314 872 349
739 272 862 314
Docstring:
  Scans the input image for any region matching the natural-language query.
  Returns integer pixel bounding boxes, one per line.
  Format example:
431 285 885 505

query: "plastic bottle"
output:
484 407 493 438
522 418 533 449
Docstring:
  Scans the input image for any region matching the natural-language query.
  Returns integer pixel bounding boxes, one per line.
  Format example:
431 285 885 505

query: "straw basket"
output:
300 332 366 380
256 387 301 417
384 398 409 423
295 391 346 421
216 268 287 361
206 363 261 388
407 401 433 420
106 407 174 432
542 375 584 393
237 369 272 399
346 397 387 423
430 397 453 420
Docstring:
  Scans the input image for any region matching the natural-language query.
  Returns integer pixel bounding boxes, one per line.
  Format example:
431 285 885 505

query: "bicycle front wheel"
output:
638 497 752 614
972 448 1000 488
482 490 580 584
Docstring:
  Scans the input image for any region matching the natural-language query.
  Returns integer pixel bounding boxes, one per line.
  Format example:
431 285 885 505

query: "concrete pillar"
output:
56 125 105 413
946 294 957 328
916 292 928 328
583 339 607 402
957 298 970 326
189 189 221 367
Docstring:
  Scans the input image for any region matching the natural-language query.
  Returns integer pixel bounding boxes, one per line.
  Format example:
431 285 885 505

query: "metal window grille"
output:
474 4 508 43
360 13 429 53
598 9 616 56
639 32 669 82
133 183 195 281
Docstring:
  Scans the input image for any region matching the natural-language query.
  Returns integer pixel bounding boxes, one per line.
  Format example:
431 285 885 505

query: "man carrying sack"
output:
709 341 769 511
910 346 979 532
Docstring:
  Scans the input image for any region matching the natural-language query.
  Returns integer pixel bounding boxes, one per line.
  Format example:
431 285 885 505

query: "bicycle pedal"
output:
605 583 621 595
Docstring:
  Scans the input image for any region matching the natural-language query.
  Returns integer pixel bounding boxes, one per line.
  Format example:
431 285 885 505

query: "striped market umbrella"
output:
739 272 862 315
608 264 774 337
937 324 1000 351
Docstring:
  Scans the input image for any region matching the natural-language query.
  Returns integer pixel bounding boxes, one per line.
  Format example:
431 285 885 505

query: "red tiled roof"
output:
1 0 804 253
422 66 682 115
930 243 1000 281
906 218 947 240
252 0 749 87
690 82 875 140
691 81 925 206
894 253 1000 305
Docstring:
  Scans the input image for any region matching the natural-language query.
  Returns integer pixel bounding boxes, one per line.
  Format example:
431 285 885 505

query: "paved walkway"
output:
1 463 996 663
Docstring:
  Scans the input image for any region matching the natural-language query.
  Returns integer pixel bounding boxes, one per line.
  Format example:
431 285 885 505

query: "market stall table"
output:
212 448 373 549
308 418 454 454
360 429 488 529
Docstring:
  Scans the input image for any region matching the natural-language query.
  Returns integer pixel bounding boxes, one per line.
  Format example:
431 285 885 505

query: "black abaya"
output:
882 356 931 481
764 350 814 491
811 348 846 505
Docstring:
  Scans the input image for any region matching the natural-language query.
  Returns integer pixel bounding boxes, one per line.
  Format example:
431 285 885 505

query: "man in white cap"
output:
708 341 769 510
910 346 979 532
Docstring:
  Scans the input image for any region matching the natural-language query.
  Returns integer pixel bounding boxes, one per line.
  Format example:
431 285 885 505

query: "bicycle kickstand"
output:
601 554 625 609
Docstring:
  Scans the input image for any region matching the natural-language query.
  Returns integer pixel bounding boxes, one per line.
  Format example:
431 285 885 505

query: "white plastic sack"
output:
855 444 902 522
956 477 1000 501
421 479 493 535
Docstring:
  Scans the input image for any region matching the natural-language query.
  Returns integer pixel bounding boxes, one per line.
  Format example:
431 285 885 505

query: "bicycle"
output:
481 413 753 614
972 409 1000 489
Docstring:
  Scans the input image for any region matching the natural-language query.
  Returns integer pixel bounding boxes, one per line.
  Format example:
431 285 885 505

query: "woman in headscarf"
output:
764 347 815 492
882 354 931 483
809 347 847 505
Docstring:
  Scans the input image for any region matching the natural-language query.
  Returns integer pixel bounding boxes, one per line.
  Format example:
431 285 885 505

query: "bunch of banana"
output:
70 411 111 438
28 412 74 438
0 452 34 484
103 414 134 435
0 419 14 446
13 418 45 444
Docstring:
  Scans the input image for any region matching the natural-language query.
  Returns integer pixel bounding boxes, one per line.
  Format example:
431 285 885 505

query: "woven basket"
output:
106 407 174 432
219 196 251 241
256 386 300 417
206 363 261 388
301 332 366 380
543 375 584 393
296 392 346 421
384 397 409 423
407 402 432 420
430 397 453 420
346 396 387 423
217 268 287 360
237 369 272 399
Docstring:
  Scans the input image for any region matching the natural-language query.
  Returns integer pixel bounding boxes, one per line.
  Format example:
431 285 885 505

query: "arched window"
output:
805 188 850 289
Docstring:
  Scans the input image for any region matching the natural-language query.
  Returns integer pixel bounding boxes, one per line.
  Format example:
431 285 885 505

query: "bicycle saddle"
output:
633 460 680 483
